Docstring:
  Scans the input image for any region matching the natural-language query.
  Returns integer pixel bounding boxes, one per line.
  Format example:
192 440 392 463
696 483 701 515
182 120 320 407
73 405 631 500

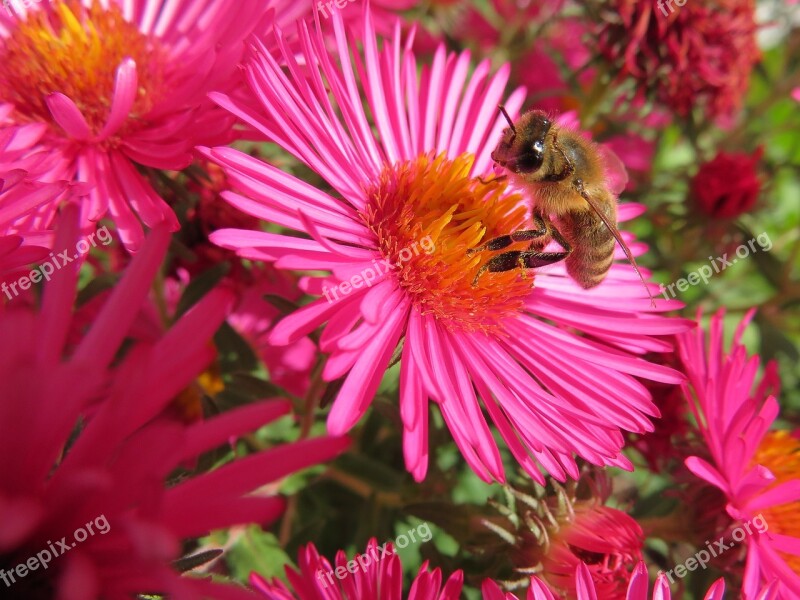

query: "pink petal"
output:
45 93 92 140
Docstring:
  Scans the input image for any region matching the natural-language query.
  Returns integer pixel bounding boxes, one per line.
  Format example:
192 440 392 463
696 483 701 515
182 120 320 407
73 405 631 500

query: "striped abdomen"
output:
558 200 617 289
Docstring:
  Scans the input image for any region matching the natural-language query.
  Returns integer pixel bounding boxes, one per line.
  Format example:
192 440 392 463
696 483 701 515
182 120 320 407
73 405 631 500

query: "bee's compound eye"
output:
514 141 544 173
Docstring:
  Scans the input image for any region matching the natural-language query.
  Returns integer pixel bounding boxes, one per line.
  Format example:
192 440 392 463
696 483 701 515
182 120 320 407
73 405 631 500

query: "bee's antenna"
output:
498 105 516 134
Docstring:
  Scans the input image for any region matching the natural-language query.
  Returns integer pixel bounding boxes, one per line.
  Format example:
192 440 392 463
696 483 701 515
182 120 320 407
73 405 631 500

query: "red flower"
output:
690 149 763 219
540 504 643 599
596 0 760 121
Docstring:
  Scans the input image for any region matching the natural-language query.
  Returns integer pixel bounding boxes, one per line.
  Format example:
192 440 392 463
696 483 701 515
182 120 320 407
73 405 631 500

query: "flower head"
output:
0 206 348 599
482 476 641 600
251 538 464 600
690 149 763 219
540 505 642 599
482 562 738 600
596 0 760 121
0 0 303 249
680 309 800 597
205 9 691 484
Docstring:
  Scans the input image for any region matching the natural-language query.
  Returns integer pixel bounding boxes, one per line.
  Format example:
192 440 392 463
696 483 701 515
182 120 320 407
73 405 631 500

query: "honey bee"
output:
469 106 655 305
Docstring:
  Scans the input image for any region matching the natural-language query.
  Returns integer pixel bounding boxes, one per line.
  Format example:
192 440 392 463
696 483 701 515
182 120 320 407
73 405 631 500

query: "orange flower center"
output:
753 430 800 573
172 361 224 423
0 0 166 135
361 152 533 333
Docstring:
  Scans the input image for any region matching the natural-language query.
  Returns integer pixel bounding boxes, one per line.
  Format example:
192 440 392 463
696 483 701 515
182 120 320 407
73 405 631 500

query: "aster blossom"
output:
534 504 642 599
0 206 348 599
595 0 760 121
204 8 691 485
0 167 70 285
251 548 779 600
483 562 782 600
690 149 763 219
0 0 313 250
680 309 800 598
251 538 464 600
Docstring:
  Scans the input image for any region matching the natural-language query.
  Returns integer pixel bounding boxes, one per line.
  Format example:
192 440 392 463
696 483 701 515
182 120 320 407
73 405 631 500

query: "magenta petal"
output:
72 222 171 370
652 574 671 600
702 579 726 600
98 58 139 140
767 533 800 557
328 299 409 435
745 479 800 512
573 563 598 600
181 399 292 459
685 456 731 495
528 577 558 600
37 204 82 363
165 436 350 507
45 93 92 140
625 562 648 599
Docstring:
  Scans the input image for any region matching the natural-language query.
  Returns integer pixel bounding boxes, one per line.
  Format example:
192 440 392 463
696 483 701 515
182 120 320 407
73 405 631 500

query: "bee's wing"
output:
598 145 629 197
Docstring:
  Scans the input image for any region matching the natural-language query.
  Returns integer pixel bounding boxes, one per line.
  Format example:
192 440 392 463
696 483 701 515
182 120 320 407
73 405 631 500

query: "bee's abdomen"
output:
559 209 616 289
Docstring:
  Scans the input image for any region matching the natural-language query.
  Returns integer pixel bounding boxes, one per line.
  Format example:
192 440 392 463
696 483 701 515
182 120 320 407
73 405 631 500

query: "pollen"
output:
0 0 166 135
753 430 800 573
361 152 533 333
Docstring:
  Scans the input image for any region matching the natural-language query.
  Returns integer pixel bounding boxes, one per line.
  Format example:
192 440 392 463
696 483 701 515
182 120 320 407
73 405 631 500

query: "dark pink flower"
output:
680 310 800 597
596 0 760 121
204 8 691 484
0 0 306 250
251 539 463 600
0 206 348 599
482 562 743 600
690 149 762 219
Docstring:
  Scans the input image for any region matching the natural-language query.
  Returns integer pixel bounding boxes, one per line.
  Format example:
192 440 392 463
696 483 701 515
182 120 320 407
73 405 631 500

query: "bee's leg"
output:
471 250 569 287
467 213 549 255
477 175 508 185
546 221 572 254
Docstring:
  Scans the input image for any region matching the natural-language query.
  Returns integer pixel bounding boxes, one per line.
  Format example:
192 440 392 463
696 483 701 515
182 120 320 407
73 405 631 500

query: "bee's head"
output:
491 108 551 175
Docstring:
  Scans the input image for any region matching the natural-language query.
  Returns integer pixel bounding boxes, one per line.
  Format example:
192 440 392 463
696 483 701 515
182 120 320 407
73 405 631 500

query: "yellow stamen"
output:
172 362 224 423
362 152 534 333
0 1 166 135
753 430 800 573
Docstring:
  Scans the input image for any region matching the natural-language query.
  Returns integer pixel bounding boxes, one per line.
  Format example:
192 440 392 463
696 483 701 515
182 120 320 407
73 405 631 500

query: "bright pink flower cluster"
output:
0 0 794 598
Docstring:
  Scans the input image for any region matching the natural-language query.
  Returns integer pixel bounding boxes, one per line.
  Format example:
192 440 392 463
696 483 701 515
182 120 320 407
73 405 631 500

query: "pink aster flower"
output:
0 162 91 299
482 562 755 600
203 9 690 484
680 309 800 598
1 114 84 243
0 170 57 286
251 538 464 600
0 0 311 250
535 504 642 599
0 206 348 598
227 274 317 397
